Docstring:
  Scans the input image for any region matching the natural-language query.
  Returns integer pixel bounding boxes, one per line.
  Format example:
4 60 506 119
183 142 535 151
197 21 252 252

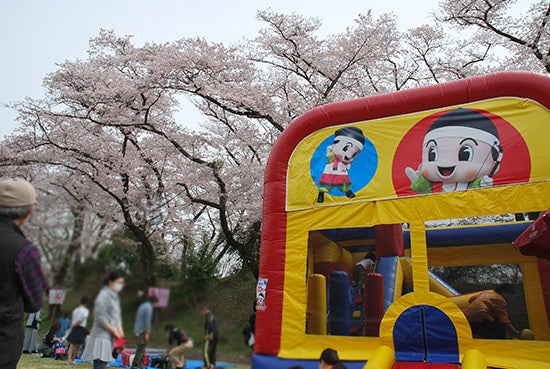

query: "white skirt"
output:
81 335 113 362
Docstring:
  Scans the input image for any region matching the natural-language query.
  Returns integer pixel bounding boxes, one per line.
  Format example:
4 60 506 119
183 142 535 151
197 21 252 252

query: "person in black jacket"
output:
0 178 47 369
245 300 256 348
200 307 219 369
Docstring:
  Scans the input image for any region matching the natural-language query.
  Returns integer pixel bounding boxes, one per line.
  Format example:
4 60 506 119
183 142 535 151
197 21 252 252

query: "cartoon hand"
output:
405 167 420 183
480 175 493 188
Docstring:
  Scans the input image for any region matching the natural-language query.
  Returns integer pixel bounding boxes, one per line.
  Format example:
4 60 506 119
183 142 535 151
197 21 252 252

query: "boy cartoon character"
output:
317 126 365 202
405 108 503 193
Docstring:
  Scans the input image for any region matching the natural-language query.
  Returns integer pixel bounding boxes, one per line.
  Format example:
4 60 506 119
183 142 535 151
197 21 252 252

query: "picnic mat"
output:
75 356 236 368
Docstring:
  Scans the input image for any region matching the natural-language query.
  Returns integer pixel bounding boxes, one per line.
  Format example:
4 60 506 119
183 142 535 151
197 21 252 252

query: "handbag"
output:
112 337 127 359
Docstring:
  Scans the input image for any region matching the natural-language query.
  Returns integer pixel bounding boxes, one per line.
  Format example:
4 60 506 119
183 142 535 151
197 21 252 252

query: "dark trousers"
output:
0 315 24 369
0 358 19 369
203 338 218 367
131 333 147 369
470 320 506 339
93 359 108 369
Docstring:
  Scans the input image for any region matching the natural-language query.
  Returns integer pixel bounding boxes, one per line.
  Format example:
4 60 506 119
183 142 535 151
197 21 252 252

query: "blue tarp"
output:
75 355 236 369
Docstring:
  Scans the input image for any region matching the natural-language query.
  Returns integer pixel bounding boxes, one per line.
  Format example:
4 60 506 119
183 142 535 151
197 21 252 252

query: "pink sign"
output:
148 287 170 308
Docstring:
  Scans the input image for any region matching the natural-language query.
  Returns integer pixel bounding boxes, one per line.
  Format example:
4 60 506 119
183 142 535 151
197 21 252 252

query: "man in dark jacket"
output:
0 178 47 369
201 307 219 369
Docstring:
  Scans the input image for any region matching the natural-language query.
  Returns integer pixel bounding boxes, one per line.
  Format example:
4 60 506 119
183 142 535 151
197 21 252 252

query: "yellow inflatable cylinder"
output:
363 345 394 369
462 349 487 369
314 241 342 262
307 273 327 334
340 248 354 270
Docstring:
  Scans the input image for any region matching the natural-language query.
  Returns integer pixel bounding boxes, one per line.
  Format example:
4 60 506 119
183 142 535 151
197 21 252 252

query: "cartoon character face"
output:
421 136 498 183
329 138 362 164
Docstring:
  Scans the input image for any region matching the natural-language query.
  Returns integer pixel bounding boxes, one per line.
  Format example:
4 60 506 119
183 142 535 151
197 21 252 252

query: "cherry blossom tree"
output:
437 0 550 73
1 6 546 285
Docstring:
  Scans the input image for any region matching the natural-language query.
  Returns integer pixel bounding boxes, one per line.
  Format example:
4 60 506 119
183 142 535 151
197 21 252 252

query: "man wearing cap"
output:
0 178 47 369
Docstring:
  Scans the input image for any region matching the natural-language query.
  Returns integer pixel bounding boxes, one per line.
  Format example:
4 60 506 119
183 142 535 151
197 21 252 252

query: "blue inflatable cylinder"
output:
329 270 351 335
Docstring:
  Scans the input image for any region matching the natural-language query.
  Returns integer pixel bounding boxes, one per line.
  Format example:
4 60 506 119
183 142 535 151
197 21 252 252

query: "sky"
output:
0 0 442 138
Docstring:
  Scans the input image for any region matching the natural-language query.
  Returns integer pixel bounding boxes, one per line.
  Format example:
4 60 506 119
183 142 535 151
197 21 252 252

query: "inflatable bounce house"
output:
253 71 550 369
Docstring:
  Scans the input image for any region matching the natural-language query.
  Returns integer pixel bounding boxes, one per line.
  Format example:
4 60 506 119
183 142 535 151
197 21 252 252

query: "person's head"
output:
80 296 89 306
332 363 348 369
0 178 36 225
201 306 210 316
319 348 339 369
52 321 61 330
365 252 376 262
103 271 125 293
147 295 159 306
495 283 516 300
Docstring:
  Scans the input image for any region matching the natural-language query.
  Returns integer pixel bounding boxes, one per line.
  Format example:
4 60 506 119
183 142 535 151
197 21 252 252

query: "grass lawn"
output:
16 353 251 369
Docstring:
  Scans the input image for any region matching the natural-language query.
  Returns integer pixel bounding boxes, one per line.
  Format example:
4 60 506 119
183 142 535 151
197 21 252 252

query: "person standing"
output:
130 295 158 369
201 307 219 369
66 296 90 365
165 325 194 369
56 311 71 339
22 310 41 353
81 271 125 369
0 178 47 369
353 252 376 294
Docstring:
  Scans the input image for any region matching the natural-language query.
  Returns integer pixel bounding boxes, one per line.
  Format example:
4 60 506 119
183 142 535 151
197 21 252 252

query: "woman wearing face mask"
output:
81 271 125 369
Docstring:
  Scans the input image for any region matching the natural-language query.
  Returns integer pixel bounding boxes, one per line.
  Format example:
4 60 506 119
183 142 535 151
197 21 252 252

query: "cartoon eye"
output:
428 146 437 162
343 143 352 152
458 145 474 161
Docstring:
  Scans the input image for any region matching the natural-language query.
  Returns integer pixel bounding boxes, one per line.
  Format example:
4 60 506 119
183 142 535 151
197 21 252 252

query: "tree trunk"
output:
53 205 85 286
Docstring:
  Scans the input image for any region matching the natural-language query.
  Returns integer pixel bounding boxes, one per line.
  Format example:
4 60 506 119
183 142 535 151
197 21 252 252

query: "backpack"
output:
150 356 170 369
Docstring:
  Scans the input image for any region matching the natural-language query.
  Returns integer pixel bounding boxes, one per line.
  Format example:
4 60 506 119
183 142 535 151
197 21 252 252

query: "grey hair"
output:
0 205 33 220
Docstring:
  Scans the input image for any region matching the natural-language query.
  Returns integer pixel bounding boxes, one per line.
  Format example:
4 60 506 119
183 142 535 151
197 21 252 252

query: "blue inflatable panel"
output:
251 354 366 369
374 256 399 312
394 305 459 363
329 270 351 335
402 222 531 249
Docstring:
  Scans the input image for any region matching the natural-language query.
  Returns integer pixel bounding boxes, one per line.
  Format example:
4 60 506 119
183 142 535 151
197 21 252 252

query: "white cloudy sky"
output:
0 0 442 138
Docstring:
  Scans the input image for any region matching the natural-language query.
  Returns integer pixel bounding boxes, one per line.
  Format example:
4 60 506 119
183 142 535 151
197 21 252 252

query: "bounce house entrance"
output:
393 305 459 364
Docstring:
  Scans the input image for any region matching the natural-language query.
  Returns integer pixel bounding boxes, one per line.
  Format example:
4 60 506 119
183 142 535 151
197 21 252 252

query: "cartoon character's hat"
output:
334 126 365 150
424 108 500 148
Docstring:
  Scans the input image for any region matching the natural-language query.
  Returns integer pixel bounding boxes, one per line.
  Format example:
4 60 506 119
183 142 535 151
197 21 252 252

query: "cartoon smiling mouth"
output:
438 166 455 177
